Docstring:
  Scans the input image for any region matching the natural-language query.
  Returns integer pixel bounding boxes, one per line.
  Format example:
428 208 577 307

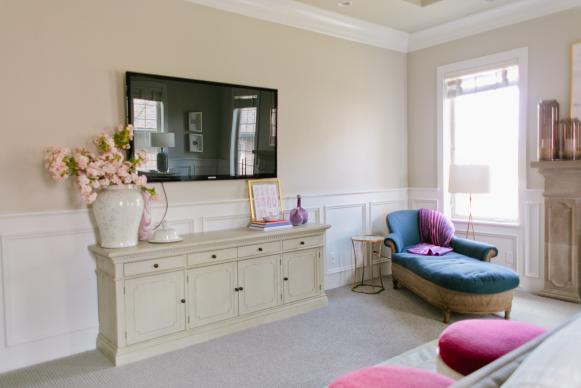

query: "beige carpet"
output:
1 278 579 388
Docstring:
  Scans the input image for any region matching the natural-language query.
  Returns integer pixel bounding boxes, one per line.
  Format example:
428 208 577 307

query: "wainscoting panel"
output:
324 203 367 273
2 230 98 347
408 188 440 211
0 188 407 373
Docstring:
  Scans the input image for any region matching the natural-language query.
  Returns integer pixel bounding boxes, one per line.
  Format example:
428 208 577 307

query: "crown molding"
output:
408 0 581 52
185 0 581 53
185 0 409 52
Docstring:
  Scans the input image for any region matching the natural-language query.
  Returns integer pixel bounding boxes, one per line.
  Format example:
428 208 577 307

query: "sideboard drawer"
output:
188 248 237 266
283 235 324 251
124 255 186 277
238 241 281 258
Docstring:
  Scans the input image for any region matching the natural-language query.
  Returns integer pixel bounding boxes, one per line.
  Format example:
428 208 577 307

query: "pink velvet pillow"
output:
439 319 546 376
329 366 454 388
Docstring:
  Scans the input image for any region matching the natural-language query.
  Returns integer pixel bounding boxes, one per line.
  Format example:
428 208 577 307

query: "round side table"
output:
351 235 386 294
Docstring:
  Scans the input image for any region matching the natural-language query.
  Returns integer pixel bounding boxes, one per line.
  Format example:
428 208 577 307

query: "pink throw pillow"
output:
329 365 454 388
439 319 546 376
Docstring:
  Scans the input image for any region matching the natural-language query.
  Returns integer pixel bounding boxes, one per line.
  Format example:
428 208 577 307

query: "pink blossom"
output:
44 124 156 204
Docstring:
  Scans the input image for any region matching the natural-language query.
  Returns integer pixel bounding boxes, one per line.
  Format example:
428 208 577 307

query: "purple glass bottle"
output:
290 194 308 226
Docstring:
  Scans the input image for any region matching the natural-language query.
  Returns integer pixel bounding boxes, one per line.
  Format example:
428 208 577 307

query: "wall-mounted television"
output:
126 72 277 182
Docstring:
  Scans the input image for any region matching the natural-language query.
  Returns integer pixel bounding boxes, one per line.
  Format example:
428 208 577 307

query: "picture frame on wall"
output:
247 178 283 222
188 111 203 132
189 133 204 153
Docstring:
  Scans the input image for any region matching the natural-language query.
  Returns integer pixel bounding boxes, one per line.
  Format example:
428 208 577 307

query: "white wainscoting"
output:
0 188 407 373
408 188 545 293
0 187 544 372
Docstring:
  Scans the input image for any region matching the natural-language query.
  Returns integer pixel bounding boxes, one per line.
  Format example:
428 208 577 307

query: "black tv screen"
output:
126 72 277 182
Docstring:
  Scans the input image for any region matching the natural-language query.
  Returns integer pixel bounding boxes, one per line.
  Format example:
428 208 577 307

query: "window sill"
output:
451 218 520 228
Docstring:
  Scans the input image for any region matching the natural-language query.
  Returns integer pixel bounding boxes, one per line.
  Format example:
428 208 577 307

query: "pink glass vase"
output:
290 195 308 226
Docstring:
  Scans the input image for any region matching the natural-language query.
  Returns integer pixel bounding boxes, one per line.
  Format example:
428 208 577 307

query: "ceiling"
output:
294 0 522 33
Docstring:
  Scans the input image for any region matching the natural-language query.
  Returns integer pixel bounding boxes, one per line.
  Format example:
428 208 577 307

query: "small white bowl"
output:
152 227 180 242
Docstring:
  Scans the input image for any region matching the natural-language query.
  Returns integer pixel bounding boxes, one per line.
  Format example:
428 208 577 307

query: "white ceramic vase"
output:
92 185 144 248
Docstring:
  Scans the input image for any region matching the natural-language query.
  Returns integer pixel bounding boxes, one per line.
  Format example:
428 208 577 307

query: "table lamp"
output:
448 164 490 240
150 132 175 173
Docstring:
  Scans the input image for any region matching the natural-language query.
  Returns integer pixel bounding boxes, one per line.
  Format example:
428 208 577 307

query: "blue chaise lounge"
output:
384 210 520 323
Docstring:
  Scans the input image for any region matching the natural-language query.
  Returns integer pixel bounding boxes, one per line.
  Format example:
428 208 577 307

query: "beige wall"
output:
0 0 407 214
407 8 581 189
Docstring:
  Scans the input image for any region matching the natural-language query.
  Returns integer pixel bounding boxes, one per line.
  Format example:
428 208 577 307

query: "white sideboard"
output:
89 224 330 365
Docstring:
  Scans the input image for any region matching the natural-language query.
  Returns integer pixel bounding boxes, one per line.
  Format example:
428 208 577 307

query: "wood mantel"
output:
532 160 581 303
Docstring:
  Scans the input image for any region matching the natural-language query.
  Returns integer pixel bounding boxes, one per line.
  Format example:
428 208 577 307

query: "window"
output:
235 107 257 176
132 98 164 171
439 49 527 224
133 99 162 131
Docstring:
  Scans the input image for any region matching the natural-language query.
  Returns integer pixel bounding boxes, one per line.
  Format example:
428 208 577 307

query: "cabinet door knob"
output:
180 299 186 303
234 287 240 292
258 247 263 252
283 277 289 281
300 241 305 245
153 263 159 268
211 254 217 259
238 287 244 291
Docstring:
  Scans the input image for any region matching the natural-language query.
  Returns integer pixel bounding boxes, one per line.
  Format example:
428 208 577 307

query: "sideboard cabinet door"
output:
238 255 280 315
125 271 186 345
187 263 238 328
282 249 319 304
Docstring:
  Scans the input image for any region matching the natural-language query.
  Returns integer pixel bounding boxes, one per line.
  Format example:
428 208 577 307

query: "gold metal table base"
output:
351 235 386 294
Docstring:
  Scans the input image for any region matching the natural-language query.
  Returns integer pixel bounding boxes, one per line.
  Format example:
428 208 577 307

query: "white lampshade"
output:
150 132 175 148
448 165 490 194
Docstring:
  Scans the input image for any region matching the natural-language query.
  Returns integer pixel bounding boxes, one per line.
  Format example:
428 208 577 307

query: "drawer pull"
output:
211 254 217 259
300 241 305 245
180 299 186 304
283 277 289 281
153 263 159 269
258 247 263 252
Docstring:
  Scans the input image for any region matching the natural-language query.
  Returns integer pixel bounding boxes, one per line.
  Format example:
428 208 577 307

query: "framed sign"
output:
247 178 283 222
571 41 581 119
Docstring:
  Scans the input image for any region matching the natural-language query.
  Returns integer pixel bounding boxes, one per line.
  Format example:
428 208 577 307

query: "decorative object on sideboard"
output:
150 132 175 173
247 178 283 222
571 41 581 119
290 194 308 226
149 221 183 243
559 118 581 160
537 100 560 160
448 164 490 240
93 185 144 248
44 125 156 248
147 182 182 243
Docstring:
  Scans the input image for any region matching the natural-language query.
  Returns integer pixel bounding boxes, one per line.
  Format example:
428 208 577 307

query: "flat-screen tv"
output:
126 72 277 182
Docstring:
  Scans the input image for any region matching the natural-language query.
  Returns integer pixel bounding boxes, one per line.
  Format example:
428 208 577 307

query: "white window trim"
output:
436 47 528 225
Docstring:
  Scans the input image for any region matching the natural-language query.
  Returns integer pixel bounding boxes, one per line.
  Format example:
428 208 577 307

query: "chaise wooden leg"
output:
504 309 511 320
392 278 399 289
443 310 451 324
